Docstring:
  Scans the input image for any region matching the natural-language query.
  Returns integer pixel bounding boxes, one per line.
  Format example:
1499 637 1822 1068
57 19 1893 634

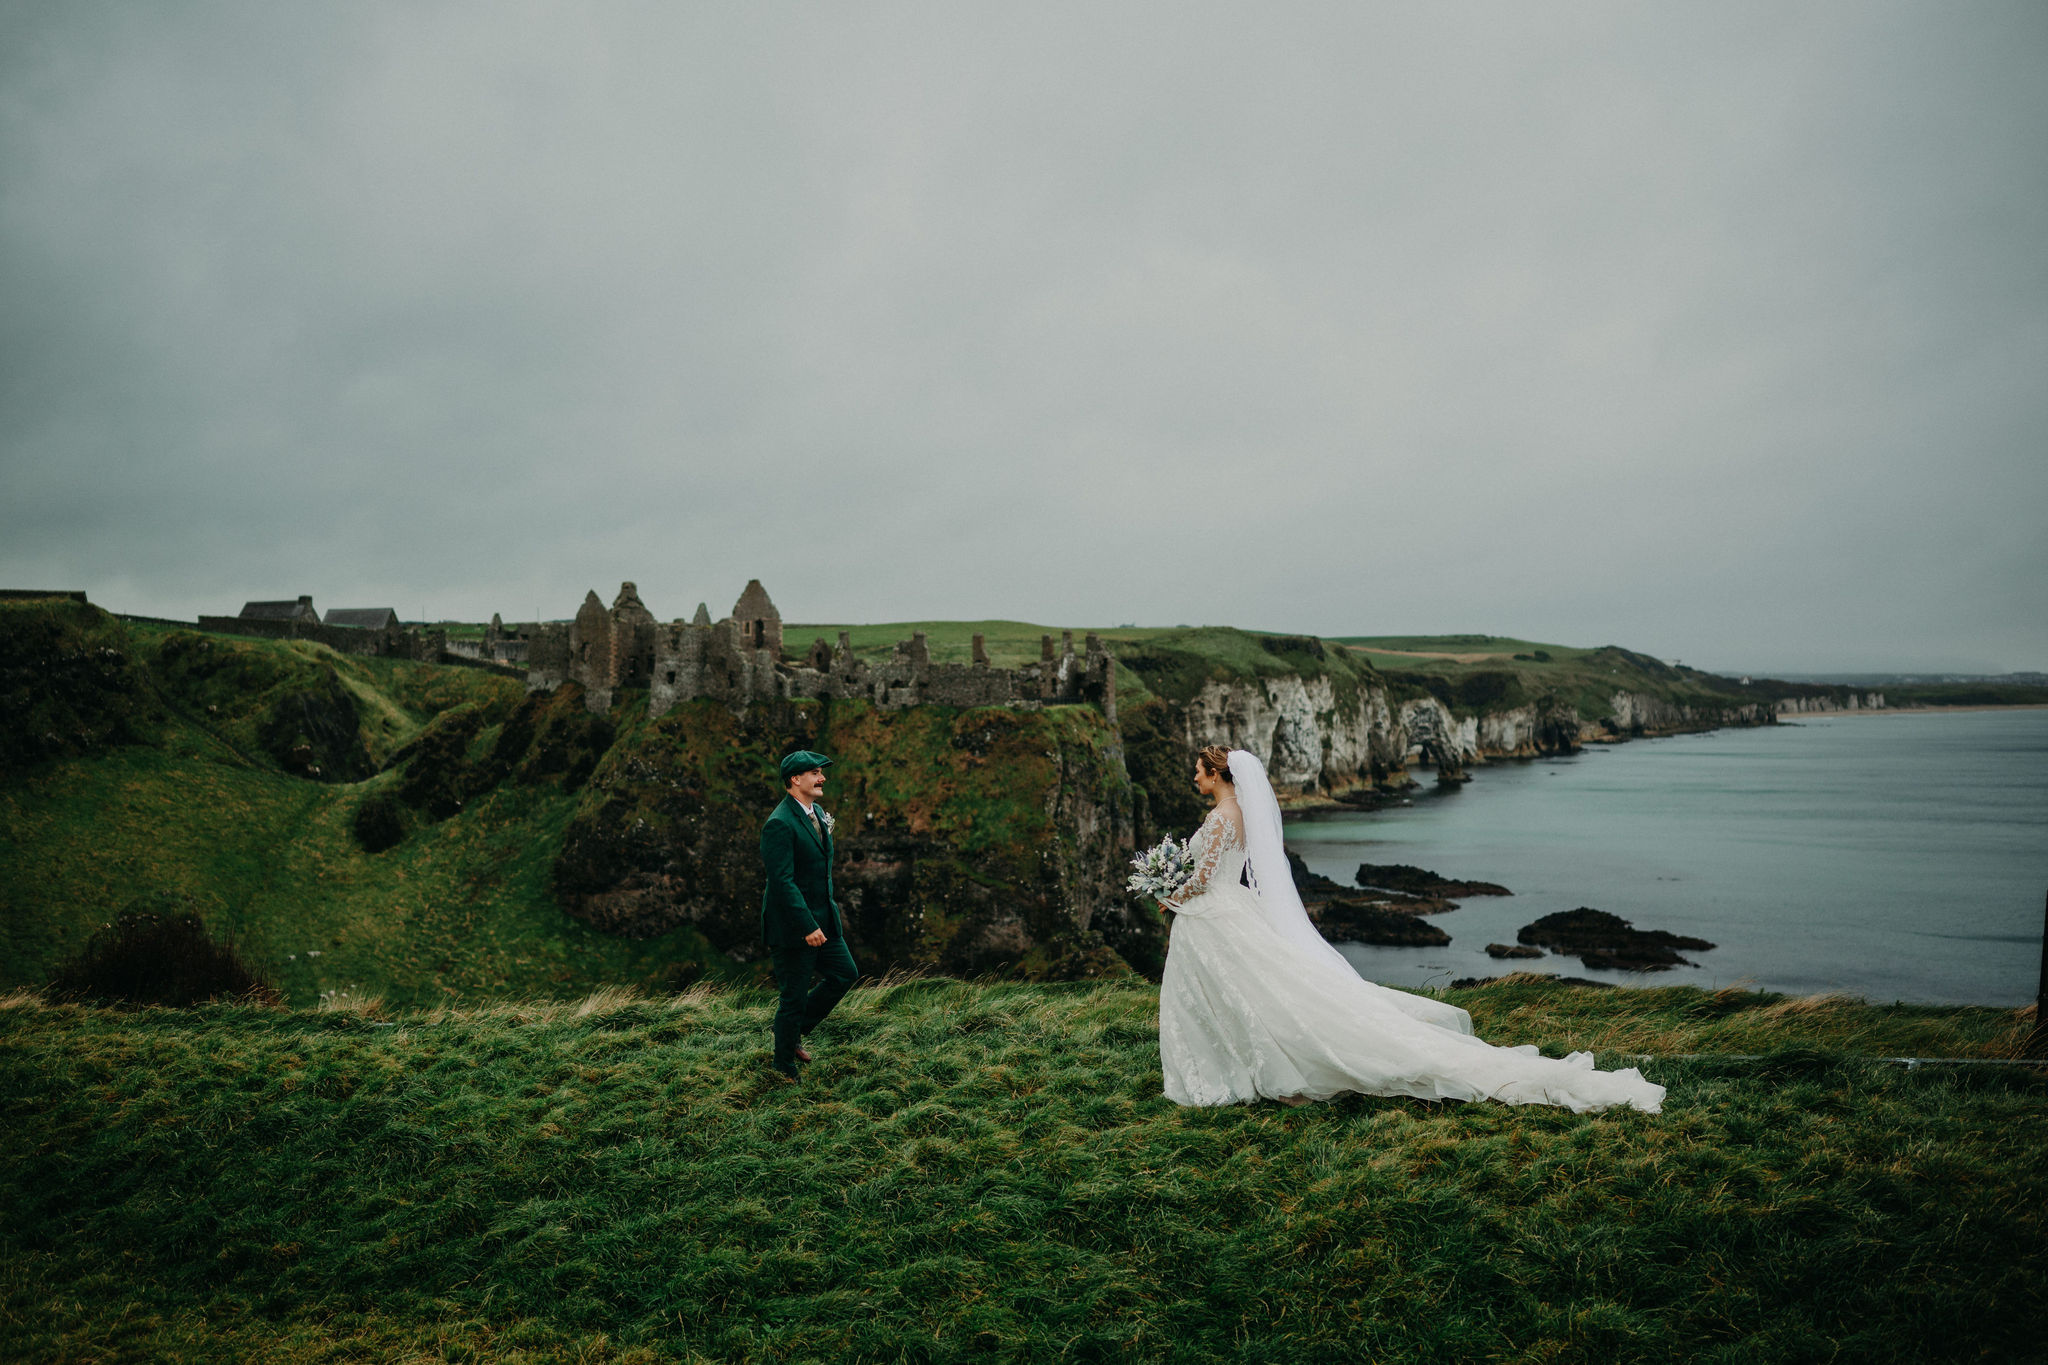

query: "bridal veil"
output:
1226 749 1475 1036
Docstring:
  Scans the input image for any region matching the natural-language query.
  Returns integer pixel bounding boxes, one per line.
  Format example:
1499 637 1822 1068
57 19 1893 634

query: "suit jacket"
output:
760 795 841 947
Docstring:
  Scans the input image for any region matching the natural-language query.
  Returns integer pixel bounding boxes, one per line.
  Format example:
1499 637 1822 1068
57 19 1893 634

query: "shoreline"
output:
1785 702 2048 719
1294 709 2044 1010
1277 702 2048 810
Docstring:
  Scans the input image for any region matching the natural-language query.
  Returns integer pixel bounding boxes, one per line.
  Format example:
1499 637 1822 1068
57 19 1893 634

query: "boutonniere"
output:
819 809 835 832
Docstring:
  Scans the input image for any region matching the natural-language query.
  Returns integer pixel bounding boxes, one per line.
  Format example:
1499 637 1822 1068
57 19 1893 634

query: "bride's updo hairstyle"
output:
1198 745 1234 783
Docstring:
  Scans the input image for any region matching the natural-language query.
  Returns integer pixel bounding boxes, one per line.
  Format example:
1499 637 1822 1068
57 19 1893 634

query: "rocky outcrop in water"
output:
1283 852 1458 945
1516 907 1716 971
1355 864 1512 899
1311 902 1451 947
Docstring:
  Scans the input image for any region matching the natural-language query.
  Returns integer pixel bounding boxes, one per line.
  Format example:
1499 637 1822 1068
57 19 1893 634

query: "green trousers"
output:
769 937 858 1075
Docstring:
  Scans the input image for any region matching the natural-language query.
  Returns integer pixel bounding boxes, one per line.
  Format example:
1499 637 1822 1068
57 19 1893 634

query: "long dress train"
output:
1158 806 1665 1113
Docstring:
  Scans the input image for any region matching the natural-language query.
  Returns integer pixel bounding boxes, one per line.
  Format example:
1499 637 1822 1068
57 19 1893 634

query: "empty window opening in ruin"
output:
665 669 676 685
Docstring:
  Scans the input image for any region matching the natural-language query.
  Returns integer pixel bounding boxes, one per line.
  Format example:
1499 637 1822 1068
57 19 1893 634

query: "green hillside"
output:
1 601 1143 1007
0 601 718 1007
1 978 2039 1363
1333 633 1839 722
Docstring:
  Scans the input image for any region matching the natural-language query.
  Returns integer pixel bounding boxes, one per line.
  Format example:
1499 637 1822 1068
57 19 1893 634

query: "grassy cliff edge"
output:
0 978 2040 1363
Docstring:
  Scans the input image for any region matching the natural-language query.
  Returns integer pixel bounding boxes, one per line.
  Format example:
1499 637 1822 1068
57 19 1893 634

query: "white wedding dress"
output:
1157 752 1665 1113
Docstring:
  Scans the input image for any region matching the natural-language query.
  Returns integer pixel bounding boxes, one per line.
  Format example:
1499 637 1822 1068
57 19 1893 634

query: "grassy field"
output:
1331 634 1594 669
1 977 2039 1364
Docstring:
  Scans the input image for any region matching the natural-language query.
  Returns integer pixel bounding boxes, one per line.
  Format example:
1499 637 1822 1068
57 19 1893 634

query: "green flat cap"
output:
778 749 833 780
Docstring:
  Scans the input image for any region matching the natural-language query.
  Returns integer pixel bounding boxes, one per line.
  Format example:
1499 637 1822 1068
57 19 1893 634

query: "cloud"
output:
3 1 2043 671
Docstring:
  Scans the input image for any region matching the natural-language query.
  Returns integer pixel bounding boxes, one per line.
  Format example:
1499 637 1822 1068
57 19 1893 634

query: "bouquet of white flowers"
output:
1127 835 1198 904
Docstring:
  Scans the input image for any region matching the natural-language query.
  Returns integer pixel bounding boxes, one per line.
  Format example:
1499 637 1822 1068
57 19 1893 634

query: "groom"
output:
761 749 858 1079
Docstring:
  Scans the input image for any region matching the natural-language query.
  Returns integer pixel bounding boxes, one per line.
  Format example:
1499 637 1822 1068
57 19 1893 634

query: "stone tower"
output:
608 582 657 690
732 579 782 658
571 591 609 674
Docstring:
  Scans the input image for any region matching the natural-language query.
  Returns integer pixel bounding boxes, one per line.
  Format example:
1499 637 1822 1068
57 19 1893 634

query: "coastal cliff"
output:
549 697 1149 981
1775 691 1887 714
1 601 1884 1003
1111 628 1791 825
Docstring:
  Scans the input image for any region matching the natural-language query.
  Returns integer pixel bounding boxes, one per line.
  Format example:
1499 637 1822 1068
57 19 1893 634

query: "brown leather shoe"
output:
795 1045 813 1063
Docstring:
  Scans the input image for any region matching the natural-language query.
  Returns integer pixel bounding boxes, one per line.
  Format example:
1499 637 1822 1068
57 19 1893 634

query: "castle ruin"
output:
525 580 1116 720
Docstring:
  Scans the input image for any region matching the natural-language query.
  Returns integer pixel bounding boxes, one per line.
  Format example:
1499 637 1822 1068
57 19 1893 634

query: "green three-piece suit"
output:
760 793 858 1075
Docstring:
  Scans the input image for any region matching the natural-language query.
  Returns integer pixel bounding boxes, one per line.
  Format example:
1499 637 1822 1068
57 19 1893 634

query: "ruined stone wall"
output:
527 582 1120 722
919 663 1036 708
647 618 778 715
525 623 570 691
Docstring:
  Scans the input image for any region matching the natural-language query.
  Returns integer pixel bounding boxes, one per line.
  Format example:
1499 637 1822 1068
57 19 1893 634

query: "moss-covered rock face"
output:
255 668 373 781
1119 697 1208 848
492 685 615 791
152 630 377 781
377 683 611 831
390 704 491 819
551 698 1150 980
0 599 164 769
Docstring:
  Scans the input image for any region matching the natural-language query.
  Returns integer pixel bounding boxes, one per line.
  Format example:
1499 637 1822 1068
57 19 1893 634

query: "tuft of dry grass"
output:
1755 993 1862 1019
659 982 727 1010
314 985 384 1016
571 984 641 1018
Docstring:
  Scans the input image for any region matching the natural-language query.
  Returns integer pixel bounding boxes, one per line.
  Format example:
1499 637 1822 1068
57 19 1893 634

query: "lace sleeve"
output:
1165 810 1234 909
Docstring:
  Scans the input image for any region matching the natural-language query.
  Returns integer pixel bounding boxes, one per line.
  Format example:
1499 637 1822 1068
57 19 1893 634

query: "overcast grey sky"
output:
3 3 2042 673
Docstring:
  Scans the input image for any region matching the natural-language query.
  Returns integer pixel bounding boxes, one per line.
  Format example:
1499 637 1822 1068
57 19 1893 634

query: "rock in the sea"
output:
1287 850 1350 898
1293 851 1457 930
1516 907 1715 971
1485 943 1543 959
1309 901 1453 947
1355 863 1511 898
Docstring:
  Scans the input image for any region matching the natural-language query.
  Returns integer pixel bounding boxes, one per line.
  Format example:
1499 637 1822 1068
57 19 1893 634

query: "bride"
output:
1157 746 1664 1113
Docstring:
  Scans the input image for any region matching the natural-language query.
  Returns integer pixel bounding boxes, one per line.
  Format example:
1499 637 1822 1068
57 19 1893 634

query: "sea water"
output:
1287 709 2048 1007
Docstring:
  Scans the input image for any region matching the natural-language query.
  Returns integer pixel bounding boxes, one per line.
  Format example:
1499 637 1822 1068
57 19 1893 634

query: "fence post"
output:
2028 888 2048 1059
